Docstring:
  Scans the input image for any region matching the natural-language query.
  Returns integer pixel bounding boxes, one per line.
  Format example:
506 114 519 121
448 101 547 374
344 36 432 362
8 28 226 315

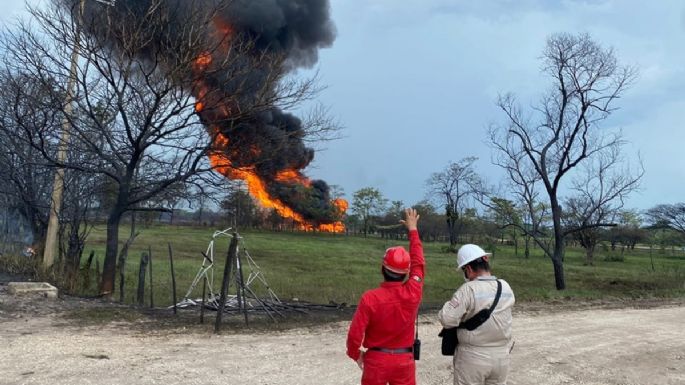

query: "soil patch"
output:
0 288 683 385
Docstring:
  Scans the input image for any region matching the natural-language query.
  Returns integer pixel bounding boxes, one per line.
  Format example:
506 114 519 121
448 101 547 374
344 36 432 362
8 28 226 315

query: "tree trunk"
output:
65 223 81 274
524 236 530 258
552 255 565 290
100 211 123 297
197 205 204 226
585 244 595 266
551 196 566 290
514 237 519 257
118 213 138 303
118 249 127 303
447 218 456 246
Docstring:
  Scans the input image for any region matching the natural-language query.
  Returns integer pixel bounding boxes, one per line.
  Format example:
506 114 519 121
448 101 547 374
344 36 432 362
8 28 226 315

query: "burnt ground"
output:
0 281 683 385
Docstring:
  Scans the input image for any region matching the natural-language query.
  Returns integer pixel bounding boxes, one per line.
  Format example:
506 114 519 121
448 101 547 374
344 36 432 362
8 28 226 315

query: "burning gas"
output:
75 0 347 231
191 13 345 231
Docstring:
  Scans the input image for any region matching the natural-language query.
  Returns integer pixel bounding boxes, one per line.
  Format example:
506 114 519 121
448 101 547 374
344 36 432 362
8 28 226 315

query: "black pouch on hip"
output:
413 338 421 360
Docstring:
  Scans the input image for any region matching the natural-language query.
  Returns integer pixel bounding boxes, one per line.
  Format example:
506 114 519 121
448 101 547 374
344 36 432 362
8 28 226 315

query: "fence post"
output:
215 233 238 334
148 246 154 308
136 252 149 306
168 243 177 315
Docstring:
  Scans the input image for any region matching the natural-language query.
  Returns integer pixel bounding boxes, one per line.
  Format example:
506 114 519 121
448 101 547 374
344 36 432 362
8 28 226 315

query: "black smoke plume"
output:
68 0 341 225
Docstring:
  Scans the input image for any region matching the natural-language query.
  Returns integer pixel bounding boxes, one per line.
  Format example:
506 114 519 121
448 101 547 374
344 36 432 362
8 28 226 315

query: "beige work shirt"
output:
438 276 515 349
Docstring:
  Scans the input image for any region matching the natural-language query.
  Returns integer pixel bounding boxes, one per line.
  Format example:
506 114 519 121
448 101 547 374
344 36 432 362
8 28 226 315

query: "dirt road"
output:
0 301 683 385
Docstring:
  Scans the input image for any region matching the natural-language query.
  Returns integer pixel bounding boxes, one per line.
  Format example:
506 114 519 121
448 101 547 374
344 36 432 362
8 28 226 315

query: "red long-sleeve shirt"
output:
346 229 425 361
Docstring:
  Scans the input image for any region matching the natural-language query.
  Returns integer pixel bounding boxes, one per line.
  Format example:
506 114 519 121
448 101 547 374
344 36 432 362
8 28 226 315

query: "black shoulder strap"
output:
489 280 503 312
458 279 502 331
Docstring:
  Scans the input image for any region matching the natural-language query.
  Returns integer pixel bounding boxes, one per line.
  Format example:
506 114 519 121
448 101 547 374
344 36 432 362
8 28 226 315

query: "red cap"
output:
382 246 410 274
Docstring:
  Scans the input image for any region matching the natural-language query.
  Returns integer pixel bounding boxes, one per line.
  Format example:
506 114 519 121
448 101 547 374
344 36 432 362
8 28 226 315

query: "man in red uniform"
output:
346 208 425 385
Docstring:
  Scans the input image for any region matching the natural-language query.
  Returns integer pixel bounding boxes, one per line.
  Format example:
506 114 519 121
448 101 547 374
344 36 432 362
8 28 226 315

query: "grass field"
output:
72 224 685 308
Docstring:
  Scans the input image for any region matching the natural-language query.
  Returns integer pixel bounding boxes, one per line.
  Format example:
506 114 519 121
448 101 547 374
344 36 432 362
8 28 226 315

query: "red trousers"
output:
361 351 416 385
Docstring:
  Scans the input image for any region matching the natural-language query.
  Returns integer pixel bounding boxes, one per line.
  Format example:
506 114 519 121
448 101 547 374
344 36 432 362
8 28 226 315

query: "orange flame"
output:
193 17 347 232
275 169 312 187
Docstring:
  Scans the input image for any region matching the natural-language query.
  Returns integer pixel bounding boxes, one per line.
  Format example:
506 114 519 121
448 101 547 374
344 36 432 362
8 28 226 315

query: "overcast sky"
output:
2 0 684 211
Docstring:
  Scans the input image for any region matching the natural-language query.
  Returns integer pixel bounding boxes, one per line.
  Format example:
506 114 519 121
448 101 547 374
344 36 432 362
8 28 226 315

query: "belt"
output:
369 347 413 354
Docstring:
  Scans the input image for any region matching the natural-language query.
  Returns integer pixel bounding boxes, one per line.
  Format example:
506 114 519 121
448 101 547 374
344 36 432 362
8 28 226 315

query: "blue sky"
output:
301 0 685 210
3 0 684 211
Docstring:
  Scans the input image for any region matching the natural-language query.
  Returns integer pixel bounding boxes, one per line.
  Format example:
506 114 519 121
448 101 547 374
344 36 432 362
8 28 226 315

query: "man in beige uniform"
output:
438 244 515 385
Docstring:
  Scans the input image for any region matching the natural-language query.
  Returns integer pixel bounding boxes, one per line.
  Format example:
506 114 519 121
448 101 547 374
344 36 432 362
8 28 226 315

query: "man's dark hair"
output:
382 267 406 282
465 257 490 272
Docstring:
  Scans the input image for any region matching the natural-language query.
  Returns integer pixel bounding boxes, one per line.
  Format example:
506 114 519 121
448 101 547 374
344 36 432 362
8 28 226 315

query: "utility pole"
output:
43 0 85 269
43 0 116 268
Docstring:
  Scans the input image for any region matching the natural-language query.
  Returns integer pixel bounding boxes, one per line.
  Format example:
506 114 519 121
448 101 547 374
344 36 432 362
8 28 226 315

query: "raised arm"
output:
401 208 425 283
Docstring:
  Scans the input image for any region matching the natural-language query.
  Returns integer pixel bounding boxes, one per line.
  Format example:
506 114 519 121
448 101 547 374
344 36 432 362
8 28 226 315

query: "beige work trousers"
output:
452 346 510 385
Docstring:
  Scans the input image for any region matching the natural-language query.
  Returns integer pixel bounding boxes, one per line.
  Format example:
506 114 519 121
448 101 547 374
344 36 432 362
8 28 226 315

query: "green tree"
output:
411 201 444 242
351 187 388 237
489 197 523 256
221 188 259 229
606 210 646 250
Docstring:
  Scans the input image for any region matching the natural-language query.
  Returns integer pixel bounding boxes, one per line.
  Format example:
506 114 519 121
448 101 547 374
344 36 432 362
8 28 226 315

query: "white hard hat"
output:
457 244 491 269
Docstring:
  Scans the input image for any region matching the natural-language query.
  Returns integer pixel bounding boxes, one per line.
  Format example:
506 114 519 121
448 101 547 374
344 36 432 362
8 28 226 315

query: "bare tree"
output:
562 148 642 265
0 68 102 280
1 0 331 296
426 157 482 245
489 33 638 289
0 71 59 256
489 133 551 258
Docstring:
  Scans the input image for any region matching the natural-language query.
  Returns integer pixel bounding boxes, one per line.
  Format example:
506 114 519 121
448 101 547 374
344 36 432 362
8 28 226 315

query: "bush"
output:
441 244 458 253
0 254 40 276
603 253 625 262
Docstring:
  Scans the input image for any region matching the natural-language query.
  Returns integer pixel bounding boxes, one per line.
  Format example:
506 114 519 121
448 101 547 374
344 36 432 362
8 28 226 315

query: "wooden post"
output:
85 250 95 270
95 257 101 286
148 246 154 308
200 251 211 323
117 230 139 304
200 276 207 324
82 250 95 290
215 233 238 334
236 249 249 326
650 245 655 272
136 252 149 306
118 251 127 303
168 243 177 315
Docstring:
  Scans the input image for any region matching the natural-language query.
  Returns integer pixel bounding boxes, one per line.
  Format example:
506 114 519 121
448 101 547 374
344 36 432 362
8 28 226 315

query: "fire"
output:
275 169 312 187
192 17 347 232
195 53 212 67
207 125 346 232
207 139 304 225
316 198 348 232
